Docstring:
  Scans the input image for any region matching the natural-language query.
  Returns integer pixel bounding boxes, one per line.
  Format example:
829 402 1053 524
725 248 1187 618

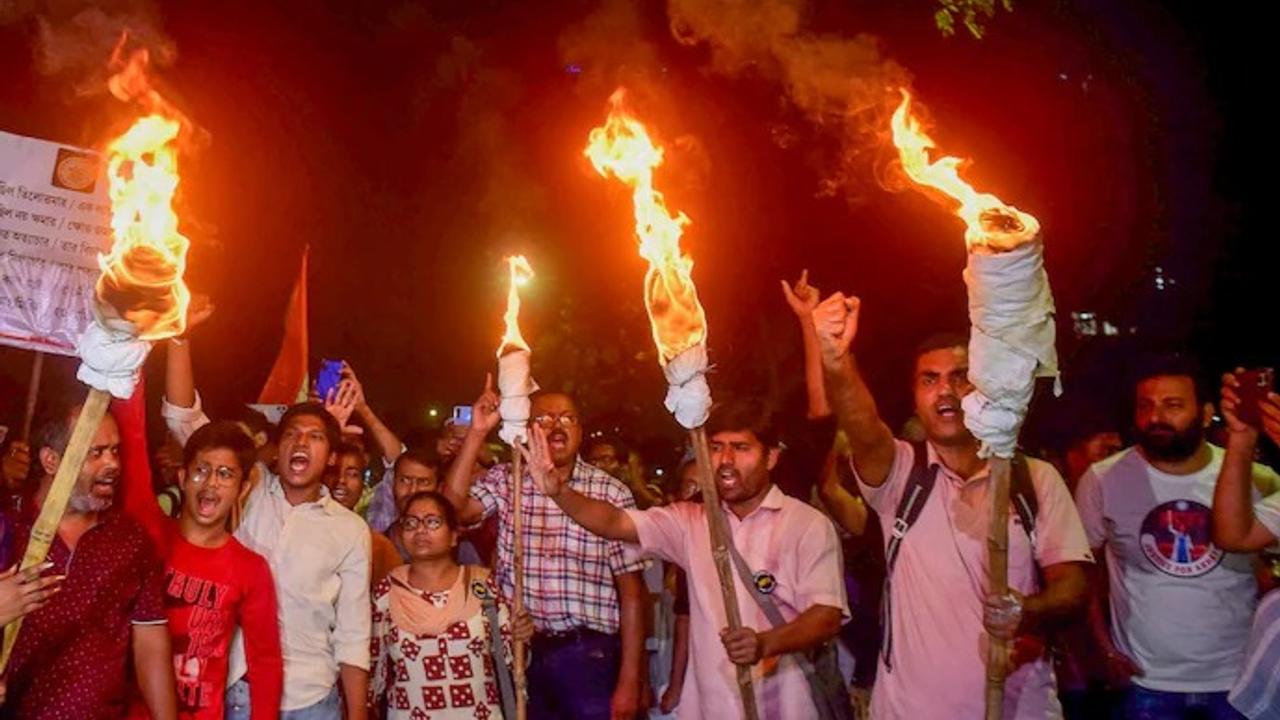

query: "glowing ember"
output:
585 89 707 363
890 88 1039 251
499 255 535 355
96 37 192 340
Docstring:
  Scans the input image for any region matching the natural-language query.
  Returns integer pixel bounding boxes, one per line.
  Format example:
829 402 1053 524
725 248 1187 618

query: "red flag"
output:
258 247 309 404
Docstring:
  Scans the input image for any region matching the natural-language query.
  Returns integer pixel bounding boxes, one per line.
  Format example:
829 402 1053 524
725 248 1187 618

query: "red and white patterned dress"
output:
369 572 514 719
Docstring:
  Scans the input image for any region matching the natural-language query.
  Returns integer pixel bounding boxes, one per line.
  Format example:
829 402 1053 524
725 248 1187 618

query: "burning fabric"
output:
961 235 1058 459
585 89 712 430
498 255 538 445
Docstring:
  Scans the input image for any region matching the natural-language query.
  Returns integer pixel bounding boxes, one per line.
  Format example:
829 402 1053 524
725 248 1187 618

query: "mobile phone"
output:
452 405 473 426
316 359 344 401
1235 368 1275 427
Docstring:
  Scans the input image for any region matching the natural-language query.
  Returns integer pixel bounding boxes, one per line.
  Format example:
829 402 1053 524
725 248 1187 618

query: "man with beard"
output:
226 403 371 720
523 398 848 719
1075 358 1279 719
444 383 649 720
812 290 1093 720
0 398 176 720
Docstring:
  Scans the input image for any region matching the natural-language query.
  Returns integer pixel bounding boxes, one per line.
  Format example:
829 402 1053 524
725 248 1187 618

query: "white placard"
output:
0 129 111 356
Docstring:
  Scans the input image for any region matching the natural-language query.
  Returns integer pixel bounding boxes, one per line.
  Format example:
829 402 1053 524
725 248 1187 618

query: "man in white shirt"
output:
224 402 372 720
1075 357 1278 720
812 294 1093 720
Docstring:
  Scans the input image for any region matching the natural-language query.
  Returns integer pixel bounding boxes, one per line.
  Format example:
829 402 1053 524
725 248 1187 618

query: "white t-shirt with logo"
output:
1075 445 1280 692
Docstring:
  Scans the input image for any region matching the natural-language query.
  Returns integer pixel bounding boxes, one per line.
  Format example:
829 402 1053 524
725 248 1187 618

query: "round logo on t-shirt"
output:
1139 499 1223 577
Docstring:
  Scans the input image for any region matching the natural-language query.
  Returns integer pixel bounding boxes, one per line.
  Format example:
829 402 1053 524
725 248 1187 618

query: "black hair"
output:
32 389 90 456
1131 353 1206 406
278 402 341 449
913 332 969 366
399 490 459 531
183 421 257 480
394 447 441 475
335 441 368 471
706 397 780 448
232 405 273 442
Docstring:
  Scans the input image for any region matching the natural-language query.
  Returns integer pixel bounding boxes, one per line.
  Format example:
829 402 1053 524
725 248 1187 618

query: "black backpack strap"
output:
474 566 518 720
725 524 852 720
1009 453 1044 588
880 442 938 673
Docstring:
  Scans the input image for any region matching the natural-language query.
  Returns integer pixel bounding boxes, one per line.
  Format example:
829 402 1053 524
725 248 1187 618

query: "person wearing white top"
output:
224 403 372 720
1076 359 1280 720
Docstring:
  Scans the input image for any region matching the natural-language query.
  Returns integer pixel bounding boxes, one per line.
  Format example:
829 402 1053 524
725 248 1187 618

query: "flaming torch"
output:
890 88 1058 720
585 89 759 720
0 41 194 669
497 254 536 720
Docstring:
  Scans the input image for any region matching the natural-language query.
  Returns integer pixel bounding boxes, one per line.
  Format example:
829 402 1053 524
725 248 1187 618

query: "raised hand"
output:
1220 370 1253 435
471 374 501 436
184 293 215 334
781 269 821 318
325 379 360 432
340 362 369 412
519 424 561 497
811 292 861 361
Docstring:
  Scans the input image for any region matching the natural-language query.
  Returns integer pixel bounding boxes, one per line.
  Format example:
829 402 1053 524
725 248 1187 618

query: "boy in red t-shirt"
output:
115 392 283 720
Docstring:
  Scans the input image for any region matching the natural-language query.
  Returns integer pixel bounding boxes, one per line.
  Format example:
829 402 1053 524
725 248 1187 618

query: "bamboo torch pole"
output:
984 456 1012 720
690 426 760 720
511 442 528 720
20 351 45 441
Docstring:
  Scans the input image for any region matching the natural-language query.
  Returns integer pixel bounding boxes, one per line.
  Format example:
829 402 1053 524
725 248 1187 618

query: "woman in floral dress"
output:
369 491 532 719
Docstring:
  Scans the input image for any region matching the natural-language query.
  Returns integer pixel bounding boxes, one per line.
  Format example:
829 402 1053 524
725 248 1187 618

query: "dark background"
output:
0 0 1272 462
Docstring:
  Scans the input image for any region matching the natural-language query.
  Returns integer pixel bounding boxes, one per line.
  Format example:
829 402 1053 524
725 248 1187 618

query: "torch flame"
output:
890 88 1039 251
96 37 192 340
499 255 535 356
584 89 707 364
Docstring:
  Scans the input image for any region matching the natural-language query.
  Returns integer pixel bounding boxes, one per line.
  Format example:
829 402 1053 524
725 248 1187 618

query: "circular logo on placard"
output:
1139 499 1223 577
54 153 98 191
753 570 777 595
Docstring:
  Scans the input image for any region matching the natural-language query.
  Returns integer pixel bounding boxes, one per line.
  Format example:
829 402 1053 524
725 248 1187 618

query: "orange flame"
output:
890 88 1039 250
584 89 706 364
96 37 191 340
499 255 534 356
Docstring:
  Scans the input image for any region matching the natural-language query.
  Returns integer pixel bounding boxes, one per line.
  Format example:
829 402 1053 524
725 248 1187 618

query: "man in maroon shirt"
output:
0 396 177 720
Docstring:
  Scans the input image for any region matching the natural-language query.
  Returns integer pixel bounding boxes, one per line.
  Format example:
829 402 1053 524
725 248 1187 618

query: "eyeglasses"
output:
533 414 579 429
190 462 241 488
401 514 446 532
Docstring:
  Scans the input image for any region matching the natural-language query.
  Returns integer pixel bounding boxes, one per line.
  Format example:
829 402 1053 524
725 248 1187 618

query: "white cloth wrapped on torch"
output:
498 348 539 446
664 342 712 430
961 236 1059 459
75 308 152 399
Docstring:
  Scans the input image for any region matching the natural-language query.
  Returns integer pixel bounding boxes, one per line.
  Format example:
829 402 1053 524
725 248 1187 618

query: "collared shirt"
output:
0 509 167 720
627 485 849 720
858 440 1093 720
229 473 372 710
471 457 645 633
1230 588 1280 719
1076 445 1279 693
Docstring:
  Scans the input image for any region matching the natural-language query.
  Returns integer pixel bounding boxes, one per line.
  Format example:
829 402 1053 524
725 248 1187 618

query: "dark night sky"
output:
0 0 1272 455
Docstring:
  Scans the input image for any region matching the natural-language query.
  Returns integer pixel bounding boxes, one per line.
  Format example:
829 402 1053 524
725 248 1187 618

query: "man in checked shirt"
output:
444 378 648 720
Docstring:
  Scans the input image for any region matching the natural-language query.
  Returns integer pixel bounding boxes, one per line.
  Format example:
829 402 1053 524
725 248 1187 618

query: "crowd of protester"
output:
0 271 1278 720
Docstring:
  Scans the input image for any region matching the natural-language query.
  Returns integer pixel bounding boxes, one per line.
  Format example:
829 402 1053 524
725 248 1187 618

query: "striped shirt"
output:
470 457 645 633
1231 589 1280 720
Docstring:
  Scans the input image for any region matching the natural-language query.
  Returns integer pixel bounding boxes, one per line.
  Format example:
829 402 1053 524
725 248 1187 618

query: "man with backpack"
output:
521 397 850 720
812 291 1093 720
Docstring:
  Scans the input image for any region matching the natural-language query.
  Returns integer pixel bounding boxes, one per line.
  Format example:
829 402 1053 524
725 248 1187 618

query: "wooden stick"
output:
984 456 1012 720
20 351 45 442
690 426 760 720
0 387 111 671
511 443 527 720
